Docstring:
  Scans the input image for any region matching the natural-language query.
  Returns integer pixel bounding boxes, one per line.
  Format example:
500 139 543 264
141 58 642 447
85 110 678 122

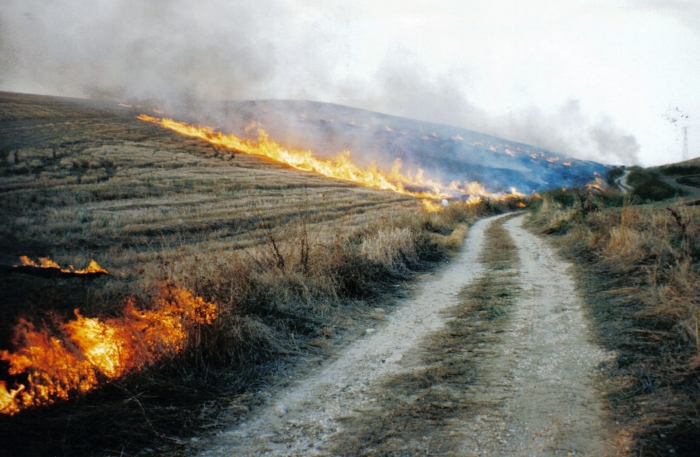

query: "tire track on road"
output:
457 214 613 456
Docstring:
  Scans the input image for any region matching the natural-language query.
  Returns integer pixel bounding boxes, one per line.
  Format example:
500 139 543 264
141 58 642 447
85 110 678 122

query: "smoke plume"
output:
342 63 640 165
0 0 640 165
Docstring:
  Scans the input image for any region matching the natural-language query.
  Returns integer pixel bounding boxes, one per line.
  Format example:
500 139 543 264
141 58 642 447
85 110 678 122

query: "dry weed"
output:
529 188 700 455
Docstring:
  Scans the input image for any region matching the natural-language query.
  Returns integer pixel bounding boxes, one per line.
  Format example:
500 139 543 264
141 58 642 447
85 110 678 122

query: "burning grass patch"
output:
328 215 520 456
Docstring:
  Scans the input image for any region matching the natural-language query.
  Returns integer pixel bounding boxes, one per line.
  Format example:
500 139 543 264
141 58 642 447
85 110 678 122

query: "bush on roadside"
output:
626 167 685 201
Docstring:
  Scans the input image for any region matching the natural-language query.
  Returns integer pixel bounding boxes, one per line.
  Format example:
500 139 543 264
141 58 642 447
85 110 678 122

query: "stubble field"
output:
0 92 521 456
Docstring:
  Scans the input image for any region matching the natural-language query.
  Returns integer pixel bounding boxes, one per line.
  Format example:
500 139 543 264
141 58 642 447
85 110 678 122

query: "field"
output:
0 92 526 456
0 93 417 284
0 91 424 334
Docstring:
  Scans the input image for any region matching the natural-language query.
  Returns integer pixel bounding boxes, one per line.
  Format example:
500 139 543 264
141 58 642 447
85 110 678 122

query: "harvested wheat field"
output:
0 92 531 456
0 90 424 337
0 91 416 275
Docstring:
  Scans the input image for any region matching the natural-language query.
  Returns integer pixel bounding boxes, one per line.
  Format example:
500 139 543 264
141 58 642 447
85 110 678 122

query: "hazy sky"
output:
1 0 699 166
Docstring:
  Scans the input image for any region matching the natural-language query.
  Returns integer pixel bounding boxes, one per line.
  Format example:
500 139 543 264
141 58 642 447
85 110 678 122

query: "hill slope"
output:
161 99 611 194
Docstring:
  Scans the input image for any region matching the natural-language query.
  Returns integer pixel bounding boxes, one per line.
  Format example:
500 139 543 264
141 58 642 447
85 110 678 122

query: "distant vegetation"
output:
655 160 700 192
660 164 700 176
626 167 686 201
529 186 700 455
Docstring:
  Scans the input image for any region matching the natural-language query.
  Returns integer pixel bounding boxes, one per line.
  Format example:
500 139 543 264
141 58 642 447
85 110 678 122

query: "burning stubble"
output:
0 284 217 415
137 114 522 205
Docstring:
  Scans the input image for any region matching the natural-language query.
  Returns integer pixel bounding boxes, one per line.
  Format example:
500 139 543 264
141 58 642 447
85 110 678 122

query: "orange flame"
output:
421 199 444 212
15 256 108 275
137 115 513 207
0 284 217 415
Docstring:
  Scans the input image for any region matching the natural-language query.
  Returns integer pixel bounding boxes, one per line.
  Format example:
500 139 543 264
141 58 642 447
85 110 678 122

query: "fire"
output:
138 115 508 204
15 256 108 275
0 284 217 415
421 199 444 212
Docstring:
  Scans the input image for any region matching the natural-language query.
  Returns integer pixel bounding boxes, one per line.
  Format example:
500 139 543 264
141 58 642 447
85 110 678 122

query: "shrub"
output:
627 168 685 201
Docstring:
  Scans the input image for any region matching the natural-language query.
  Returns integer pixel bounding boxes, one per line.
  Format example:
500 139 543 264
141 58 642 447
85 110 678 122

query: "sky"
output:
1 0 699 166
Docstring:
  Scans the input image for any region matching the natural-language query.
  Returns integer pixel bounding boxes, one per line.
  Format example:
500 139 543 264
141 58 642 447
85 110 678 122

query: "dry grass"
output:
528 189 700 456
0 92 529 456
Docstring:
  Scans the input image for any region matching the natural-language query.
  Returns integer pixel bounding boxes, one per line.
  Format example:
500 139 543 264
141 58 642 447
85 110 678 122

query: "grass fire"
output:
0 92 531 456
1 1 697 454
0 284 217 415
5 90 698 457
13 256 109 276
137 114 507 206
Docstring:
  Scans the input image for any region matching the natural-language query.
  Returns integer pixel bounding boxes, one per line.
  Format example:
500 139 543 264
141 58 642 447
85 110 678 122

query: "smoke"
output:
642 1 700 33
0 0 640 165
342 62 640 165
0 0 280 101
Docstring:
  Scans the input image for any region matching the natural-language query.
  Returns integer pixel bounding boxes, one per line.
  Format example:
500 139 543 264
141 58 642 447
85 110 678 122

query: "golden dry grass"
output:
0 91 415 273
528 189 700 456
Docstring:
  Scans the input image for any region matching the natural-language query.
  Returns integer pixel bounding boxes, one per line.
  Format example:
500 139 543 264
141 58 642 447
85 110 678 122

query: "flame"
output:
421 199 443 212
449 180 492 197
15 256 108 275
0 284 217 415
137 115 519 211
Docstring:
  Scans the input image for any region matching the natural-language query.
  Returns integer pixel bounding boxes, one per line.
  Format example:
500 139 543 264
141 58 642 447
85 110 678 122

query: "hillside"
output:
651 158 700 198
152 99 610 194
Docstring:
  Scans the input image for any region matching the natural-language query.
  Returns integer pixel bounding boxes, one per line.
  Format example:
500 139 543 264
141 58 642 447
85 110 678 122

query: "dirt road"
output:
616 168 632 194
197 214 613 456
456 215 613 456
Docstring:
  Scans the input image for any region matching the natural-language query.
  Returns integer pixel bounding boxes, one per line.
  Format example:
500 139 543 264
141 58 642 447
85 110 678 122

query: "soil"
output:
195 214 615 456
